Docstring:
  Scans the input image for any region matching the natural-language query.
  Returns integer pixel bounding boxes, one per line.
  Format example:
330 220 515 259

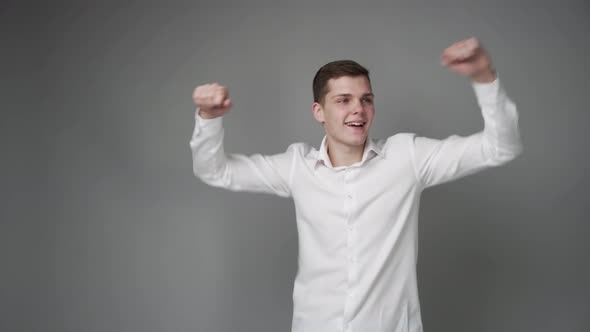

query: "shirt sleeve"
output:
410 77 523 189
189 110 295 197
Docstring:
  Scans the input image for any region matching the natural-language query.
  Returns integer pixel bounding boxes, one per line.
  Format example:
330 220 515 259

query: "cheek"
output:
326 108 346 122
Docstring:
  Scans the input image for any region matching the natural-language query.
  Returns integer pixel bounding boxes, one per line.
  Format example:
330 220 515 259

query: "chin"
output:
348 137 367 146
330 132 367 147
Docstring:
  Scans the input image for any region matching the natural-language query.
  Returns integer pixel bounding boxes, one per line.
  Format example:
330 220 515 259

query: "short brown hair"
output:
312 60 370 104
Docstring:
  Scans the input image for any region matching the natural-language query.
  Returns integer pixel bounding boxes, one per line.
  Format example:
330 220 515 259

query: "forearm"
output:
189 111 229 184
473 77 523 164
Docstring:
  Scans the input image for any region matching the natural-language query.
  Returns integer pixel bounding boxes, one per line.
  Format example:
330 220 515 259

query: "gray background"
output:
2 1 589 331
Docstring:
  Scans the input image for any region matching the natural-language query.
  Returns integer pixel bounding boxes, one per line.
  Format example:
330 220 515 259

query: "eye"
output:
337 98 349 104
362 97 374 105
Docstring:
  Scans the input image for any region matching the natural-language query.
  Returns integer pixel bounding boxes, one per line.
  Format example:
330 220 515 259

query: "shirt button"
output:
347 194 352 199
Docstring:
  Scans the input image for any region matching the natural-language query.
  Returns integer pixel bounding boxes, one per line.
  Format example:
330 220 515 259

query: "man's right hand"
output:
192 83 233 119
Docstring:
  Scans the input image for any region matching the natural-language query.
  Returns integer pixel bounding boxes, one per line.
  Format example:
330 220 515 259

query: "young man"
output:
190 37 522 332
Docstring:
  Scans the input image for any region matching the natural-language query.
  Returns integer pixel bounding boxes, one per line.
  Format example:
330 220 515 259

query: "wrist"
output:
196 109 223 131
197 108 219 119
471 68 497 83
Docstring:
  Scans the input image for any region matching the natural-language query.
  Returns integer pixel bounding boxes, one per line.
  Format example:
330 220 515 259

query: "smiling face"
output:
312 75 375 150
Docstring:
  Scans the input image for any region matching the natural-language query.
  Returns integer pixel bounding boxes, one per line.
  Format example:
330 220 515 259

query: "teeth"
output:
346 122 364 126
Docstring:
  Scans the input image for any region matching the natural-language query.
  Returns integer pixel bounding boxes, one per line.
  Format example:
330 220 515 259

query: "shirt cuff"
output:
471 74 502 105
192 108 223 136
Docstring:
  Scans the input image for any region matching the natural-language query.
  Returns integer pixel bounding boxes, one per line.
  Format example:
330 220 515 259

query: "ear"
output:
312 102 325 124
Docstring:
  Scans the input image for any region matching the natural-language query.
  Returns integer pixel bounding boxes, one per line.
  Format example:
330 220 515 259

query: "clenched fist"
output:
192 83 233 119
440 37 496 83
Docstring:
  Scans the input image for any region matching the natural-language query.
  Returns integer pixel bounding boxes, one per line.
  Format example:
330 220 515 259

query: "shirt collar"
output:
307 136 384 170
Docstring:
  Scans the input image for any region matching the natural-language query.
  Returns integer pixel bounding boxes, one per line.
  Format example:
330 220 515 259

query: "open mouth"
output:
345 121 366 128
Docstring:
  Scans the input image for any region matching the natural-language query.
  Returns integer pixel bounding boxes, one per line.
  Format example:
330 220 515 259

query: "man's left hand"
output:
440 37 496 83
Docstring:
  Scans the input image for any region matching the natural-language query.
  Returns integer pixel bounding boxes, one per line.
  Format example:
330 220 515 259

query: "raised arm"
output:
190 83 295 197
411 37 523 189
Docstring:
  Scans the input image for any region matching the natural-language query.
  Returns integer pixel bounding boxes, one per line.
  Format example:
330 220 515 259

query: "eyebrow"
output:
331 93 374 99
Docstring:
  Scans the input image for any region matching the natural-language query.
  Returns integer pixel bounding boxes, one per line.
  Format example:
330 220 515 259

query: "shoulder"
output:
381 133 418 153
279 141 316 159
384 132 417 143
284 141 311 152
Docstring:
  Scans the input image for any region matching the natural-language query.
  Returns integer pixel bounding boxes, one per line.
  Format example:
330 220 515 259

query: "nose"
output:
352 100 365 114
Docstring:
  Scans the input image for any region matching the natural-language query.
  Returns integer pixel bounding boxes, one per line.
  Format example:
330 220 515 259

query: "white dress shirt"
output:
190 78 522 332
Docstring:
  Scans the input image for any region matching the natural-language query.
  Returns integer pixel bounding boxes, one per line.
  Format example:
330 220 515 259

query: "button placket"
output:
343 168 356 326
344 321 352 332
346 224 358 282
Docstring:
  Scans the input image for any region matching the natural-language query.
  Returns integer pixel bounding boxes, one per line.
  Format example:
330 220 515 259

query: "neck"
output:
326 138 366 167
